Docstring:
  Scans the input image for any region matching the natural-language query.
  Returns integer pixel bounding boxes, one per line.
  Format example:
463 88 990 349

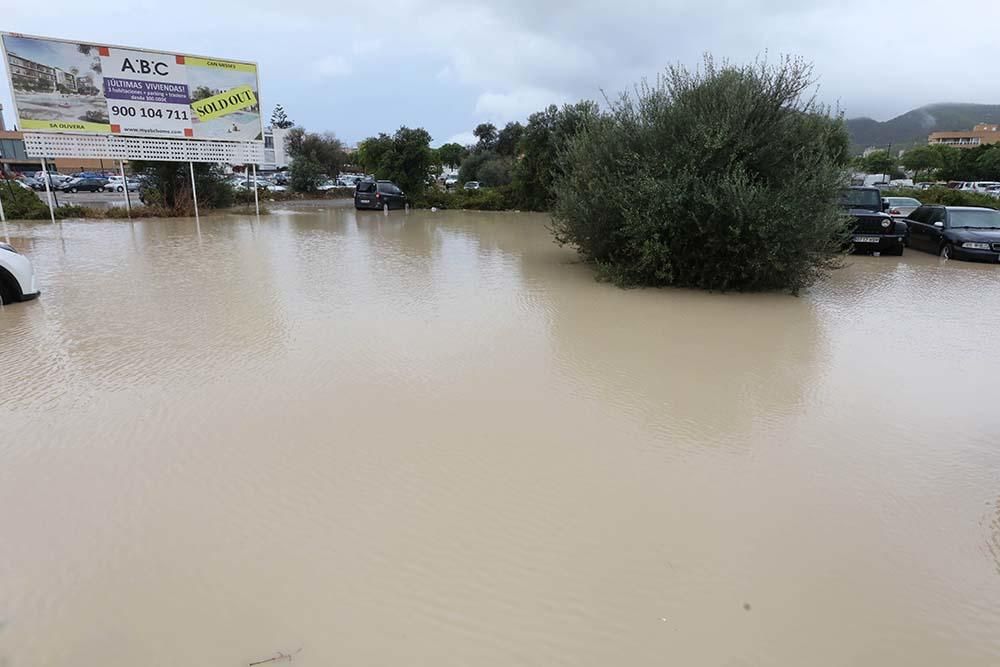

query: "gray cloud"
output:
2 0 999 144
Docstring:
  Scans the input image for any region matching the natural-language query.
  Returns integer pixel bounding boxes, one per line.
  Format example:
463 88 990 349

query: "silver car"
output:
883 196 921 219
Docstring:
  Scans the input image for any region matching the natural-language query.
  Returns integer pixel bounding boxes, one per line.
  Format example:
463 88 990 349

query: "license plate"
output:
360 199 370 203
853 236 880 243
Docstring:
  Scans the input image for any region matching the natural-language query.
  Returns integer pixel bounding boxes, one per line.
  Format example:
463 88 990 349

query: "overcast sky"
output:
3 0 999 146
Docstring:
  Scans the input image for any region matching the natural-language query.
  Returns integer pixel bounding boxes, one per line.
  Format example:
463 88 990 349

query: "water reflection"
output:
1 206 999 666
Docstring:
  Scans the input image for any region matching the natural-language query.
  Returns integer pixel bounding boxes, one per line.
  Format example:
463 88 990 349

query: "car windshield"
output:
887 198 920 206
948 209 1000 229
839 189 880 207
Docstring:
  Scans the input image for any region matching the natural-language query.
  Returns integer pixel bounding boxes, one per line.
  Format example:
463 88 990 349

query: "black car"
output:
59 177 108 193
903 205 1000 262
838 187 906 255
354 179 407 210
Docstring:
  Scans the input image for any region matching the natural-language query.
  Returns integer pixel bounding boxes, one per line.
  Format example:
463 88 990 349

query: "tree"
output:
130 161 234 213
380 127 434 194
551 56 851 294
930 144 964 181
191 86 214 103
511 101 599 211
270 104 295 129
285 127 347 192
356 133 394 174
860 150 896 179
437 142 468 168
473 123 498 152
357 127 434 194
900 145 943 182
975 145 1000 180
496 122 524 156
477 156 514 186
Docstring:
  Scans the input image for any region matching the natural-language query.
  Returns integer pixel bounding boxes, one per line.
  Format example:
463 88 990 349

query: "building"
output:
260 126 290 173
7 51 56 91
55 69 78 93
928 123 1000 149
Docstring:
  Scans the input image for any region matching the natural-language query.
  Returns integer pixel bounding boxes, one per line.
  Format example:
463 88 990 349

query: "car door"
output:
385 183 404 208
905 207 929 249
924 208 947 251
355 181 376 206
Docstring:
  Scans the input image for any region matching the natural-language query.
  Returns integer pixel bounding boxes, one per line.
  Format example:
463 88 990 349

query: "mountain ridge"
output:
846 103 1000 154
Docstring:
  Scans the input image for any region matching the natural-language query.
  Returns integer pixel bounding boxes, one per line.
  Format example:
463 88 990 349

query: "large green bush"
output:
551 57 851 294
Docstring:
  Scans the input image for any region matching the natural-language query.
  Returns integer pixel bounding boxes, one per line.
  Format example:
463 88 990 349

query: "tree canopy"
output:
270 104 295 129
357 127 434 194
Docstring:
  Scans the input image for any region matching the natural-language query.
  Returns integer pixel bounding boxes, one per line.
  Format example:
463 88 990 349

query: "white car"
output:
106 176 141 192
234 179 287 192
0 241 40 303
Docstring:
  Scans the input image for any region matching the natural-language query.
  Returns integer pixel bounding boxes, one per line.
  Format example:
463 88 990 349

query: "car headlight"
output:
961 242 991 250
0 242 17 254
881 220 891 228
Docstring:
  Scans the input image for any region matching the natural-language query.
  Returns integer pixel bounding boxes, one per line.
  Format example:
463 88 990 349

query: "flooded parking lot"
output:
2 205 1000 666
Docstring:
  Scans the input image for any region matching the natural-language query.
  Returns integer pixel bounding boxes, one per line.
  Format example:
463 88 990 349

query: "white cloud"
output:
475 88 569 123
312 54 352 78
441 131 477 147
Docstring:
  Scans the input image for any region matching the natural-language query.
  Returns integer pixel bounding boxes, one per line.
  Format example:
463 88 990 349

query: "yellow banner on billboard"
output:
191 85 258 121
21 119 111 133
184 56 257 73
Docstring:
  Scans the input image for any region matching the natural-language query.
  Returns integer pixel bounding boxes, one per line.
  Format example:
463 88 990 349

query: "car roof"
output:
942 206 997 211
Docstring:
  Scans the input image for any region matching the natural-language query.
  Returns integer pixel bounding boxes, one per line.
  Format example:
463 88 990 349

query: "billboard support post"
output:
189 161 199 222
118 161 131 219
0 184 8 244
40 158 56 225
251 163 260 218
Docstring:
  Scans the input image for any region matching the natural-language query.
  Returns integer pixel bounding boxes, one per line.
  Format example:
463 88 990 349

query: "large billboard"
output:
0 32 263 142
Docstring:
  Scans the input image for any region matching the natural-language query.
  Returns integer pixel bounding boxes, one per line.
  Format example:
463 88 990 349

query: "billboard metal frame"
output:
0 32 266 222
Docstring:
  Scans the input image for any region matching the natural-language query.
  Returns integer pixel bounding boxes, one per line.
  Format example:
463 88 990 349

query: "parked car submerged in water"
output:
903 205 1000 262
839 187 906 255
354 179 407 210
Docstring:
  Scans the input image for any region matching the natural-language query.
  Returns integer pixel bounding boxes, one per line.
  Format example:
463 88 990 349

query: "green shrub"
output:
883 186 998 209
411 185 514 211
551 56 851 294
232 187 353 204
0 181 51 219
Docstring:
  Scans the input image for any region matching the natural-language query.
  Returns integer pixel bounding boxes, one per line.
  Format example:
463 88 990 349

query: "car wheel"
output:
117 186 124 192
888 245 904 256
0 268 23 304
97 187 104 192
70 187 78 193
940 243 953 260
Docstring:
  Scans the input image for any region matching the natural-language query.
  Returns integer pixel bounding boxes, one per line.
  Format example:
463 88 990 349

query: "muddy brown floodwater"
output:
2 204 1000 666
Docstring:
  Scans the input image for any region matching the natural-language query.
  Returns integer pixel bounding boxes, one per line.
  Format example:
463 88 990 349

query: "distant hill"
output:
846 103 1000 154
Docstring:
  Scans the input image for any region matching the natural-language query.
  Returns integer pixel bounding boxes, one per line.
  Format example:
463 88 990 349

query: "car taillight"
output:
376 193 381 199
890 208 901 215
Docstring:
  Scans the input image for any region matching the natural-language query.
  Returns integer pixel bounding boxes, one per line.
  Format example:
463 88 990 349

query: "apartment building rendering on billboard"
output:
7 51 58 91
